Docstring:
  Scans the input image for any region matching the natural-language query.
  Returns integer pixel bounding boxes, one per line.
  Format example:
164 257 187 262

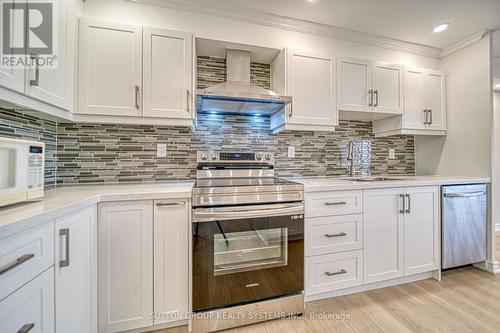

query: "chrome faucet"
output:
347 141 356 177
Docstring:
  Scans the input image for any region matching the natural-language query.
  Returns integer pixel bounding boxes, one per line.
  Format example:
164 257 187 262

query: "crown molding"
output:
440 29 492 58
128 0 442 59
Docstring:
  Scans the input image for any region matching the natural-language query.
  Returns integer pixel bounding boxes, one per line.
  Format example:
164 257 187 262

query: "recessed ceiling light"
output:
495 84 500 89
433 23 450 33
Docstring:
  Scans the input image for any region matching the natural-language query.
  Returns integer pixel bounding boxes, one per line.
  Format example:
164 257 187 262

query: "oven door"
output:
192 202 304 312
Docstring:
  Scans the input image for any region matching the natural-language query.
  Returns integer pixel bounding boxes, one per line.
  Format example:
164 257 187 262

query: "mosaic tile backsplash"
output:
0 56 415 185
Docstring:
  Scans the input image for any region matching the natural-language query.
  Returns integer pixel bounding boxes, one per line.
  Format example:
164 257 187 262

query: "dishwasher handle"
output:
443 191 486 198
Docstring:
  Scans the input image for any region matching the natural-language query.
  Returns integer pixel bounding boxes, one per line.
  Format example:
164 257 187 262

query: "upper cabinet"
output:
143 28 193 119
373 67 446 137
77 19 194 126
78 20 143 117
0 0 79 112
271 48 337 133
337 57 403 116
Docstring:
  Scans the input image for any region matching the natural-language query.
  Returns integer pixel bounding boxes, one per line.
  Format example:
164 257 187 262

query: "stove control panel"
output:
197 151 274 163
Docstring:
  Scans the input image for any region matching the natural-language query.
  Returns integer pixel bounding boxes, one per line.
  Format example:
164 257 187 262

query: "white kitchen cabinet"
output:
24 0 75 110
363 188 404 284
364 186 440 283
373 67 446 137
143 27 193 119
153 200 189 325
337 57 402 116
78 19 143 116
403 186 440 275
98 201 153 333
55 206 97 333
271 48 337 133
337 57 372 113
0 267 54 333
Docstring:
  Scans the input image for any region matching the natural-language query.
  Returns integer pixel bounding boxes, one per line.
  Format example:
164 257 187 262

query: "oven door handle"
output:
193 203 304 222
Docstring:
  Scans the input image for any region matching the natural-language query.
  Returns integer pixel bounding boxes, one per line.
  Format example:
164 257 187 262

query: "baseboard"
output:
305 271 434 302
474 260 500 274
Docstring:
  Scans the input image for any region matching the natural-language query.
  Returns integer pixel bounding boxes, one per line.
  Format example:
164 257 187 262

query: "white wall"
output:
82 0 440 69
415 35 493 177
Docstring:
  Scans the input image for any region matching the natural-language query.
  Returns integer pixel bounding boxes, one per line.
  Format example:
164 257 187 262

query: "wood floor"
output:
155 234 500 333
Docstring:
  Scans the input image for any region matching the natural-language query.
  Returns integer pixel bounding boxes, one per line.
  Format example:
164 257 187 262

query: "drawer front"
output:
0 267 55 333
306 214 363 256
306 191 362 217
0 223 54 300
305 250 363 296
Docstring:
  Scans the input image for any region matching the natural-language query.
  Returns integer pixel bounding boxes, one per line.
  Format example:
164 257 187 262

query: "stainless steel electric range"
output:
191 151 305 333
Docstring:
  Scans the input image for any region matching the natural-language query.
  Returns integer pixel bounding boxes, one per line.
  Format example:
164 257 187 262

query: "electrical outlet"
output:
288 146 295 158
389 148 396 159
157 144 167 158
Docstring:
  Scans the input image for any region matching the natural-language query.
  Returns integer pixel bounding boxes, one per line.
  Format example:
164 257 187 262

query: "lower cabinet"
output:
364 186 439 284
98 199 190 333
98 201 154 333
363 188 404 283
153 200 189 325
55 207 97 333
305 250 363 295
0 267 55 333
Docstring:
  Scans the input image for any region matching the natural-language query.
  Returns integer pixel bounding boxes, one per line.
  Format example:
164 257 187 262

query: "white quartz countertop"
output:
286 175 490 192
0 182 194 238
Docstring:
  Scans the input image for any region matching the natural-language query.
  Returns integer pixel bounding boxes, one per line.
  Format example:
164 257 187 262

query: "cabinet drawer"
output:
0 223 54 300
305 250 363 296
0 267 54 333
306 215 363 256
306 190 362 217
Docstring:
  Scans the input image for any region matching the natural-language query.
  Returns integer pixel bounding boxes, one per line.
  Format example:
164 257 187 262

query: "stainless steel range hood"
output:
196 49 291 116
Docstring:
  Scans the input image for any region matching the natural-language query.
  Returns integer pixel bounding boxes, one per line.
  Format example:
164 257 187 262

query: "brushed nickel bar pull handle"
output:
325 232 347 238
429 109 433 125
0 253 35 275
400 194 405 214
156 202 186 207
135 85 140 109
289 103 293 117
368 89 374 107
423 109 428 124
374 89 379 107
405 194 411 214
59 228 70 268
186 89 190 112
30 54 39 86
325 201 347 206
325 269 347 276
17 323 35 333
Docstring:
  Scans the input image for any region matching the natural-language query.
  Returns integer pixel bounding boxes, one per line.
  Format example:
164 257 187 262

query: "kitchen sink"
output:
343 177 403 182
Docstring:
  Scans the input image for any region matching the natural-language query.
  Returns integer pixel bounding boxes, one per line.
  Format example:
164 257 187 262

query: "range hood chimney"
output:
196 49 291 116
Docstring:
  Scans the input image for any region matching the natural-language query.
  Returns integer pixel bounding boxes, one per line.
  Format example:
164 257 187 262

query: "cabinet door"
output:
337 57 372 112
363 188 404 284
0 0 25 93
153 200 189 325
426 71 446 131
403 67 427 129
287 50 337 126
403 186 440 275
0 267 54 333
372 62 403 114
78 19 142 116
55 206 97 333
25 0 74 110
98 201 153 333
143 28 192 119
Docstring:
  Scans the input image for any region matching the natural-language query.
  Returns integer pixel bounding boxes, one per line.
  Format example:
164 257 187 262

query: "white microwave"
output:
0 137 45 208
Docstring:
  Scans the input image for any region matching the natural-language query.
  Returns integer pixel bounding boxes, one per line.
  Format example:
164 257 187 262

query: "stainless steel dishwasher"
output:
442 184 487 269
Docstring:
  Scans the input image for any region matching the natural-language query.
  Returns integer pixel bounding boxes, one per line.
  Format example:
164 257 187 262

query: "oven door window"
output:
213 227 287 276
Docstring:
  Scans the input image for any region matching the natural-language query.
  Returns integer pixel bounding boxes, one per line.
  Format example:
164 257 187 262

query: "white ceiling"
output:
180 0 500 49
